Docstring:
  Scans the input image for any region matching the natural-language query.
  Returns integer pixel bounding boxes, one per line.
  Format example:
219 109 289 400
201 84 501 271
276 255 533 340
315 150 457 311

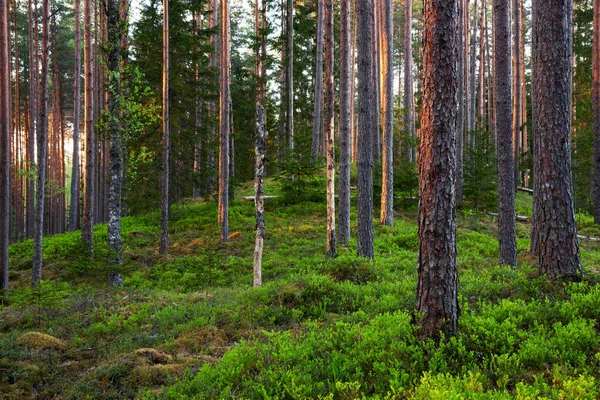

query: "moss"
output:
16 332 66 350
171 326 229 357
132 348 173 364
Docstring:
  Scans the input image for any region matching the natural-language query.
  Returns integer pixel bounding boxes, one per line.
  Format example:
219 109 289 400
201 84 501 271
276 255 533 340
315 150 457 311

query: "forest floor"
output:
2 180 600 399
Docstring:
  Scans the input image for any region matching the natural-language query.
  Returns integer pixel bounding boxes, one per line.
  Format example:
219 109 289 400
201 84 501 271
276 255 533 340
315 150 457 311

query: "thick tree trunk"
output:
380 0 393 226
512 0 521 189
69 0 82 232
32 0 49 286
311 0 324 158
494 0 516 266
26 0 36 239
456 0 464 204
532 0 581 280
324 0 336 256
338 0 351 244
416 0 459 342
219 0 230 242
253 103 266 287
593 0 600 223
0 0 10 297
82 0 95 251
356 0 374 259
160 0 170 254
107 0 123 285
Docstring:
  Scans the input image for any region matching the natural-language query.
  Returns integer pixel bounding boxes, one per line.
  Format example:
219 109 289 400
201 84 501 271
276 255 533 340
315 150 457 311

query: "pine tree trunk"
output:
311 0 324 158
160 0 170 254
532 0 581 280
512 0 521 189
193 13 202 199
107 0 123 285
356 0 374 259
26 0 36 239
456 0 464 204
351 7 358 163
404 0 414 163
338 0 351 244
494 0 516 266
69 0 82 232
380 0 393 226
0 0 10 297
520 0 528 187
287 0 294 153
593 0 600 223
415 0 459 342
207 0 218 194
82 0 95 251
254 103 266 287
32 0 49 286
468 0 477 137
371 0 380 163
219 0 230 242
323 0 336 256
478 3 485 127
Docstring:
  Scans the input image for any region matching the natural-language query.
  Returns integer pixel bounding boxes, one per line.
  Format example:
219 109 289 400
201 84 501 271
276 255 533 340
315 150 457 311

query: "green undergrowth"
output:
1 190 600 399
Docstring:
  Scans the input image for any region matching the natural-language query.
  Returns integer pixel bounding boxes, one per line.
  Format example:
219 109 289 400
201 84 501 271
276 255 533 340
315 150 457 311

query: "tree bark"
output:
456 0 464 204
494 0 516 266
287 0 294 153
82 0 95 251
160 0 170 254
193 13 202 199
107 0 124 285
532 0 581 280
254 103 266 287
338 0 351 244
208 0 218 193
416 0 459 342
404 0 415 163
219 0 230 242
512 0 521 189
380 0 393 226
593 0 600 223
323 0 336 256
69 0 82 232
371 0 380 163
26 0 36 239
32 0 49 286
468 0 477 137
357 0 374 259
0 0 10 297
311 0 324 158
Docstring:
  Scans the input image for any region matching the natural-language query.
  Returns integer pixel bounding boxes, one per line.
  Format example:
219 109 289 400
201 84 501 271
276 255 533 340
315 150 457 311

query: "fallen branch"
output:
487 212 529 222
242 195 277 202
517 187 534 195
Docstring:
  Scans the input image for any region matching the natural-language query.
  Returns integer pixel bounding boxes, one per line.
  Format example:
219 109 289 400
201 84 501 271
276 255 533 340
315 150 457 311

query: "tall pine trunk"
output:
69 0 82 232
494 0 516 266
532 0 581 280
26 0 36 239
82 0 95 251
416 0 459 342
404 0 414 163
324 0 335 256
0 0 10 297
356 0 374 259
512 0 521 189
287 0 294 153
467 0 477 137
160 0 169 254
593 0 600 223
219 0 230 242
456 0 464 204
32 0 49 286
338 0 351 244
107 0 124 285
379 0 393 226
311 0 324 158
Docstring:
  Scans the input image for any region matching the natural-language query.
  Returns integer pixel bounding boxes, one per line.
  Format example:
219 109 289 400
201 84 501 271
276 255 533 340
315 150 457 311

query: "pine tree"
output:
159 0 170 254
311 0 323 158
379 0 393 227
356 0 374 259
69 0 82 232
82 0 95 251
593 0 600 223
494 0 516 266
324 0 335 256
415 0 459 341
219 0 230 242
532 0 581 280
0 0 10 297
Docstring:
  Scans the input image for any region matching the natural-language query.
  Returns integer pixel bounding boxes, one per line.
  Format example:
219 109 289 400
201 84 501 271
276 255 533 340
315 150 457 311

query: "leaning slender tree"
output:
356 0 374 259
159 0 170 254
0 0 10 297
415 0 459 341
494 0 516 266
531 0 581 280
